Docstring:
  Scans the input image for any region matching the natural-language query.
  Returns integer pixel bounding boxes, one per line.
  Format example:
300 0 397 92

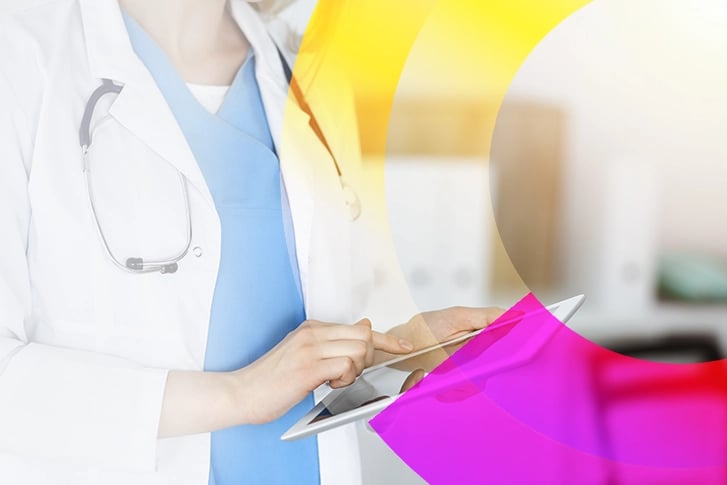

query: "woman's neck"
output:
120 0 250 85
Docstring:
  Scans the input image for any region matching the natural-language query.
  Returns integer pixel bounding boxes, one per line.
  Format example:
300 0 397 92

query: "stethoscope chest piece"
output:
340 178 361 222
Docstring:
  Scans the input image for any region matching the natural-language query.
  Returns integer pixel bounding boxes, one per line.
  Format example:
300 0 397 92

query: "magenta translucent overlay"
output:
370 293 727 484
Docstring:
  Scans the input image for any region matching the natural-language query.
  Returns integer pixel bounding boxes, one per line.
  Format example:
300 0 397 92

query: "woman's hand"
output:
232 318 413 425
158 318 412 437
379 306 505 374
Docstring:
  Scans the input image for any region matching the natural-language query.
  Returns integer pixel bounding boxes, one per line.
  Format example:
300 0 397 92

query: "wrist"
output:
227 367 255 426
158 369 258 438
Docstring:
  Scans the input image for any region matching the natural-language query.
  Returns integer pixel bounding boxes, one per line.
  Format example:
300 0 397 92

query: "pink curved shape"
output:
370 293 727 484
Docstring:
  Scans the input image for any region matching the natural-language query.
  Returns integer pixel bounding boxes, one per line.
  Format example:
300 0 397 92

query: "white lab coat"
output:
0 0 375 483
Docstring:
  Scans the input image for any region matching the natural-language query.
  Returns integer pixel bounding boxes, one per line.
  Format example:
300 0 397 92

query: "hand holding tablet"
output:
281 295 585 441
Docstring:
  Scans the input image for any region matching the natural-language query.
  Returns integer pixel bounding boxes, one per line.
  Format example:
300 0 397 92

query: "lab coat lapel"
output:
273 100 355 320
107 78 216 210
269 58 358 321
78 0 215 210
271 96 355 321
268 95 318 309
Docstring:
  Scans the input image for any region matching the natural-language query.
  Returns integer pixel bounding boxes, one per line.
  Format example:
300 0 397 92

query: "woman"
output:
0 0 502 483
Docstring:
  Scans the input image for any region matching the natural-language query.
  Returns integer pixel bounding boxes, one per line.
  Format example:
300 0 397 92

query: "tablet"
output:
281 295 585 441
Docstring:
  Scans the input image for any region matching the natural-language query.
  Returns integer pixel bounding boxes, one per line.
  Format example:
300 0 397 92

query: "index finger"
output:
372 330 414 355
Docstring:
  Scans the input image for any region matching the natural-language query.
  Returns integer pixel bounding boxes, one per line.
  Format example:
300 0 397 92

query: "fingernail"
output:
399 339 414 351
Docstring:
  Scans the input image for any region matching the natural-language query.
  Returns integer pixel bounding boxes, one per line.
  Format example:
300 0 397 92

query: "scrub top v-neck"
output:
122 12 320 485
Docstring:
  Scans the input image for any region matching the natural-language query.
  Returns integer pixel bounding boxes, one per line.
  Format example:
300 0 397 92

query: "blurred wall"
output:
502 0 727 282
377 0 727 306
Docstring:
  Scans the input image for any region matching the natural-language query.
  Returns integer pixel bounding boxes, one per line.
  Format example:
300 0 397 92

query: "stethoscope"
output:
79 49 362 275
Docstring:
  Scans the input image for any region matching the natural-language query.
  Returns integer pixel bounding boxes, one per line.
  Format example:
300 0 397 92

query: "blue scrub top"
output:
122 13 320 485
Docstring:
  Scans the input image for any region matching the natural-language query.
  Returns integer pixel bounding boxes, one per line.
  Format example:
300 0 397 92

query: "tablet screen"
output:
308 366 406 424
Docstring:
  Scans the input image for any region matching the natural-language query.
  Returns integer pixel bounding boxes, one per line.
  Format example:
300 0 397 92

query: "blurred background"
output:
375 0 727 354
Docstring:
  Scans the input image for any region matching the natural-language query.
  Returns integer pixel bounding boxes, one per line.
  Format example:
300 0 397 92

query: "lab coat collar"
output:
78 0 216 209
78 0 144 85
77 0 290 87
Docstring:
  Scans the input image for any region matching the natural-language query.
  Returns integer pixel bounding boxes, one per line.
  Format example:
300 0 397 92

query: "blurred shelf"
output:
570 302 727 350
488 290 727 347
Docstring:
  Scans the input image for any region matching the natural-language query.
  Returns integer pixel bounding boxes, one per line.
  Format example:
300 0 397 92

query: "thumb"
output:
400 369 426 393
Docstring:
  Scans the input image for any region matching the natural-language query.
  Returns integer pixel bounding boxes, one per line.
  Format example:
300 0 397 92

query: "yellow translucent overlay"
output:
281 0 591 303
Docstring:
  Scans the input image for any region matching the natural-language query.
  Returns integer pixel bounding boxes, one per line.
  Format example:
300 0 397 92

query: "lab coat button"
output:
193 246 203 257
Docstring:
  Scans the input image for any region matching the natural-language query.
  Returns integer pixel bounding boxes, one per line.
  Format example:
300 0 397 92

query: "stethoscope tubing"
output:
82 142 193 274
